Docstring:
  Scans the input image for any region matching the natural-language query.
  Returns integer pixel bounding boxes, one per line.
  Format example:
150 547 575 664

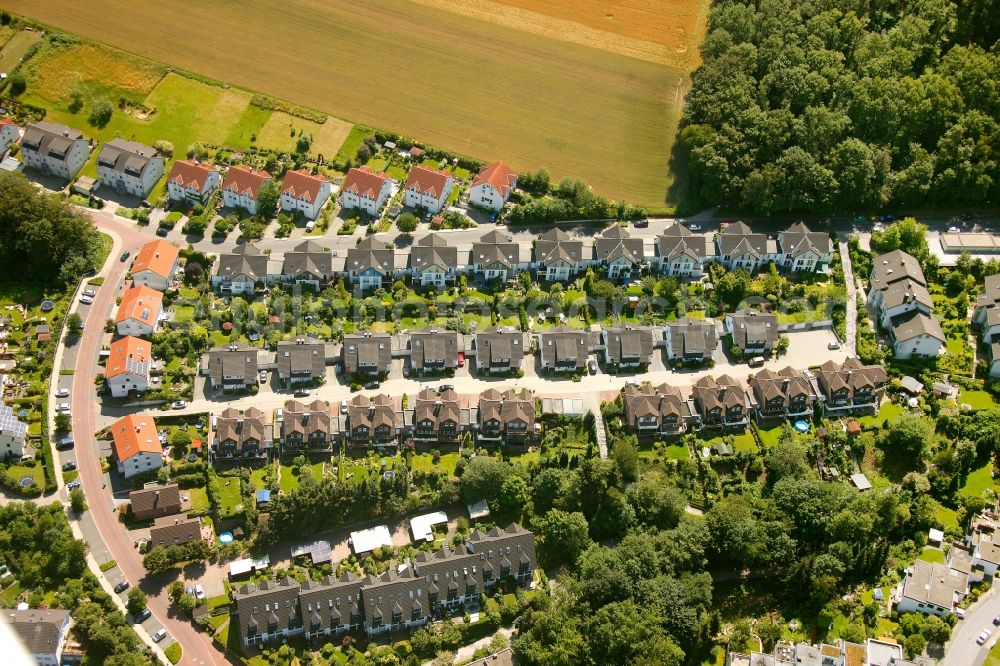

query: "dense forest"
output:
679 0 1000 214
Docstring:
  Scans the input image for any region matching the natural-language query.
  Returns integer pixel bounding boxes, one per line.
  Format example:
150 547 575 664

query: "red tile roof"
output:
222 166 271 199
471 161 517 198
342 166 391 199
116 285 163 327
106 336 151 379
111 414 162 461
167 160 218 192
280 168 326 202
0 118 19 128
405 165 452 198
132 239 179 279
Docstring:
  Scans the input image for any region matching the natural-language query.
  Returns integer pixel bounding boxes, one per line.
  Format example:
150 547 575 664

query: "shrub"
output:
8 73 26 96
88 97 113 128
154 140 175 157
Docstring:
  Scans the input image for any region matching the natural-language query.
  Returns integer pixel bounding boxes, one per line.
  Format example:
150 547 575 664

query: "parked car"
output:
195 584 205 600
948 226 961 233
274 409 283 423
79 294 94 305
114 580 130 593
137 608 152 622
56 403 71 414
55 388 70 398
305 220 315 232
827 341 841 350
588 359 598 374
439 384 454 392
62 461 77 471
155 226 169 237
66 480 81 489
294 389 310 398
258 370 267 384
340 400 348 415
687 223 702 231
171 400 187 410
83 288 96 297
55 436 74 450
152 628 167 643
748 356 765 367
633 219 648 228
364 381 379 390
993 615 1000 626
978 629 992 645
119 251 131 262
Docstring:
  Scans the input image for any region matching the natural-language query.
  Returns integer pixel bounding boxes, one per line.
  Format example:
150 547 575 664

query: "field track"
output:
4 0 710 207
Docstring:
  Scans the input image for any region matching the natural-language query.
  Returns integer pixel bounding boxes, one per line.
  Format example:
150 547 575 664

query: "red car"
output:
457 353 465 367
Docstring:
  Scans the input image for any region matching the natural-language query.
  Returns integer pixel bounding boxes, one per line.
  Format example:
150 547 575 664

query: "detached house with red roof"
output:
341 167 394 217
111 414 163 479
166 159 221 204
280 168 333 219
469 161 517 212
222 166 273 216
0 118 20 155
131 239 180 291
115 285 163 337
106 336 152 398
403 165 454 214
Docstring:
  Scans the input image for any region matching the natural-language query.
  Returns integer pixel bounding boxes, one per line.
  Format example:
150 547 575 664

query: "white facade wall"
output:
115 315 158 338
0 125 19 155
404 180 452 214
117 451 162 479
354 271 384 290
108 371 149 398
167 170 220 203
22 139 89 180
0 431 26 459
342 183 391 217
132 259 179 292
470 183 509 212
660 256 703 278
223 188 258 215
541 263 574 282
212 275 256 295
893 334 944 359
879 300 932 329
98 157 164 198
417 267 450 287
280 182 332 219
607 258 635 279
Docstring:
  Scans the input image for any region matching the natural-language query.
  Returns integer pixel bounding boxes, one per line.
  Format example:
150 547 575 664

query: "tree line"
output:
679 0 1000 215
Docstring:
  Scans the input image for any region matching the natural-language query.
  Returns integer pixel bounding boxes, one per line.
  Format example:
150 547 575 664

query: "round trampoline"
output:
40 300 54 312
18 476 34 488
187 453 198 463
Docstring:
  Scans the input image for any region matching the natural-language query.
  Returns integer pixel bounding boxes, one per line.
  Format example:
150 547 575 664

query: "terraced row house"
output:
233 524 536 647
868 250 945 359
973 274 1000 377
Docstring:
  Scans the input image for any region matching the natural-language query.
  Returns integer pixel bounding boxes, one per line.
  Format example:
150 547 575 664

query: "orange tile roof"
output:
471 161 517 198
0 118 19 128
405 165 452 198
222 166 271 198
342 166 391 199
116 285 163 327
280 168 326 202
106 336 152 378
167 159 218 192
132 239 179 279
111 414 162 461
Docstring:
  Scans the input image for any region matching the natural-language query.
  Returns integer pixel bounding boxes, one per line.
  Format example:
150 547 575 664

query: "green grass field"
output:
0 29 40 73
960 462 996 499
186 487 209 513
960 389 998 410
859 401 903 428
918 546 945 564
217 477 243 516
7 463 45 488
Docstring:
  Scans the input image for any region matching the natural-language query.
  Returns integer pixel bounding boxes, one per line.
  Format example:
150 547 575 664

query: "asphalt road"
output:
943 587 1000 666
73 212 225 666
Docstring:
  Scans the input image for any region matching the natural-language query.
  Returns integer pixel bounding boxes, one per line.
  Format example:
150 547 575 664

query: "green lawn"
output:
409 452 460 477
0 30 41 73
756 426 784 449
663 444 690 460
249 465 271 490
960 389 998 410
935 503 959 531
508 450 541 467
186 487 209 512
986 640 1000 666
217 477 243 516
960 462 996 499
858 401 903 428
918 547 946 564
278 462 325 493
699 433 757 454
7 464 45 489
947 335 967 355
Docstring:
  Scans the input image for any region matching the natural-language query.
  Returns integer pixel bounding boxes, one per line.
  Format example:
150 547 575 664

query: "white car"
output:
978 629 992 645
152 628 167 643
79 294 94 305
827 341 841 350
195 584 205 600
948 226 961 233
55 388 70 398
687 223 702 231
56 403 71 413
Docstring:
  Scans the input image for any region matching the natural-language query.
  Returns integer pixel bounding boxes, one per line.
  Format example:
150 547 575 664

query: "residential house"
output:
0 118 20 155
891 310 946 360
474 326 524 375
0 403 29 461
595 225 644 280
3 607 72 666
538 328 589 373
20 122 89 180
692 375 750 429
477 388 536 447
361 566 430 636
233 577 303 647
471 230 521 282
716 222 777 272
281 400 333 456
276 338 326 386
222 166 272 216
148 515 204 548
211 244 274 294
404 165 454 214
110 414 163 479
346 394 400 449
131 239 180 291
623 382 692 440
896 559 968 617
213 407 271 461
129 482 182 521
534 228 584 281
281 240 333 288
973 275 1000 377
962 512 1000 582
873 278 934 329
665 317 719 363
656 224 713 278
725 308 778 357
115 285 163 337
207 344 259 393
345 237 395 290
105 335 152 398
748 367 815 422
166 159 220 204
813 357 889 416
409 234 458 287
412 388 462 445
280 168 332 219
602 325 655 371
96 139 164 198
341 166 393 216
342 333 392 376
408 328 463 375
299 572 365 641
777 223 832 272
469 161 517 212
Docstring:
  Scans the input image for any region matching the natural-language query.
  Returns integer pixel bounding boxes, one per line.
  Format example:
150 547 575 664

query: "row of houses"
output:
622 357 890 440
728 638 930 666
232 524 535 646
210 223 830 295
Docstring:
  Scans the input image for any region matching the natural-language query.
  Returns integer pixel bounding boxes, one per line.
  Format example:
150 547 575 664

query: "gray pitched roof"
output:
282 240 332 279
22 122 84 159
299 572 364 633
208 345 259 387
342 333 392 373
234 577 302 641
667 317 719 357
657 224 713 261
780 222 831 257
539 327 589 370
603 326 655 365
716 221 768 259
728 309 778 351
472 230 520 270
595 226 644 265
410 234 457 272
535 228 583 267
3 607 70 656
346 237 394 275
879 278 933 310
216 243 269 281
870 250 926 291
891 310 946 343
475 326 524 369
361 566 428 628
276 338 326 380
409 328 463 371
129 482 182 519
97 138 159 178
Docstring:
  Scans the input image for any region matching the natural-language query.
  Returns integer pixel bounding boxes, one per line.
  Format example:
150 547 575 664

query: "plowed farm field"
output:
4 0 710 208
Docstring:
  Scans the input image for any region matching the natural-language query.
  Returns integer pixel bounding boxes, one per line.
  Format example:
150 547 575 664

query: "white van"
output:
748 356 765 367
305 220 315 232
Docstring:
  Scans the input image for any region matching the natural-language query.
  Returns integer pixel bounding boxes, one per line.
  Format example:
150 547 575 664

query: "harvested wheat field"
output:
5 0 711 208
